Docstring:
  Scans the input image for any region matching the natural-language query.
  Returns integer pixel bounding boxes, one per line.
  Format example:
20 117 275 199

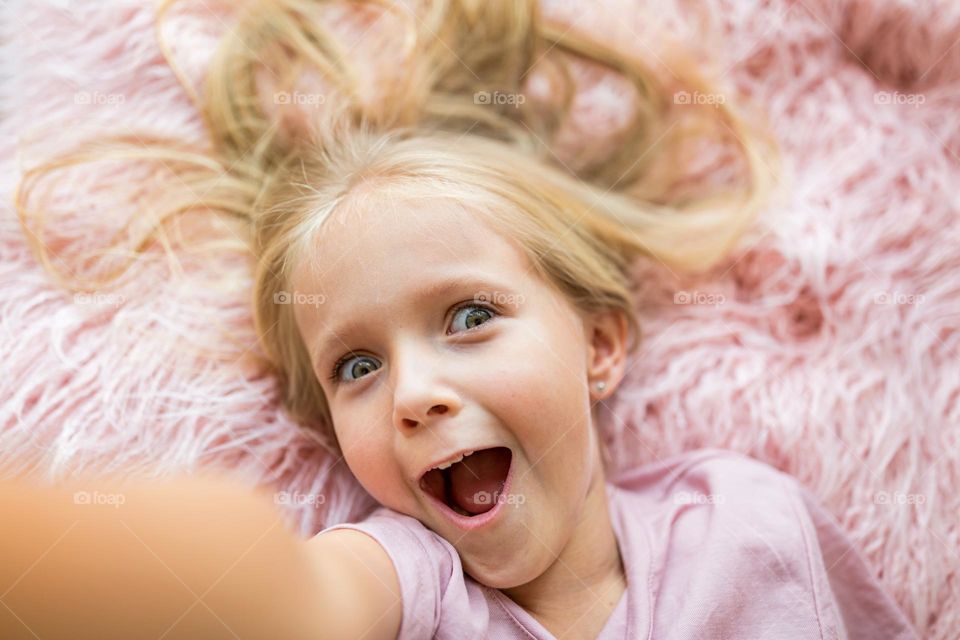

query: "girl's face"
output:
292 197 620 588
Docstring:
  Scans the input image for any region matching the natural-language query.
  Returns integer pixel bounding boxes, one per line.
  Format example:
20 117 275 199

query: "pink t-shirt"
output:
322 448 917 639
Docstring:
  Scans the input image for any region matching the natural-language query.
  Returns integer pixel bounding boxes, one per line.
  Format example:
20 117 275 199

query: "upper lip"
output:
416 445 507 482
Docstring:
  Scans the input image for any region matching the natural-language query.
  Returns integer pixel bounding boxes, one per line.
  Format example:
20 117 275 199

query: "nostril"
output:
400 405 449 429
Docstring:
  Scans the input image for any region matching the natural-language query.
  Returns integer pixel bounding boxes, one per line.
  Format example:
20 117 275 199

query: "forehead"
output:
291 196 537 329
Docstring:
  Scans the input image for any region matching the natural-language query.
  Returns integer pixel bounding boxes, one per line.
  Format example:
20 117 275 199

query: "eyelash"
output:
327 302 499 385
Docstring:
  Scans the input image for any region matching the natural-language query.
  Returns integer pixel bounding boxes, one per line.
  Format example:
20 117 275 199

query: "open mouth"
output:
418 446 513 517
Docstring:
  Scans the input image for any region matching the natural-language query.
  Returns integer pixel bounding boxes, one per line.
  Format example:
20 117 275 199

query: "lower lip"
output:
423 454 517 532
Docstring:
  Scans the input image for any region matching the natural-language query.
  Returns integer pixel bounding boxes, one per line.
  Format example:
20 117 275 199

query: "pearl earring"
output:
595 380 607 392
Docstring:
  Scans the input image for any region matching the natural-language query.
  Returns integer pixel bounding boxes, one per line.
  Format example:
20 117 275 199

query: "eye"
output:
329 353 381 385
448 302 497 334
327 303 500 386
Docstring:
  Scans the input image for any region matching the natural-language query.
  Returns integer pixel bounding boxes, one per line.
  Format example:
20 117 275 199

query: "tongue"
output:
449 447 512 515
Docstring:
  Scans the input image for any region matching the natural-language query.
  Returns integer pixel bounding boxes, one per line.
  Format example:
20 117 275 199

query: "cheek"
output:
337 419 406 510
484 324 592 463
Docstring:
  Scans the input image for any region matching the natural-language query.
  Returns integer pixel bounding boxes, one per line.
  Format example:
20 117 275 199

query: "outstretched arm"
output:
0 474 401 640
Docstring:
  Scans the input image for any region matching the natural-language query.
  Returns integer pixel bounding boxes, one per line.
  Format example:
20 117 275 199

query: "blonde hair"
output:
15 0 778 455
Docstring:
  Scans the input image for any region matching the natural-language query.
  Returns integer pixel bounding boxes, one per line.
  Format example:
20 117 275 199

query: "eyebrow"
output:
311 275 516 366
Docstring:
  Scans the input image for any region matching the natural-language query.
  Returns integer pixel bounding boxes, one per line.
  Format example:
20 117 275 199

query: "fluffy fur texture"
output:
1 0 957 636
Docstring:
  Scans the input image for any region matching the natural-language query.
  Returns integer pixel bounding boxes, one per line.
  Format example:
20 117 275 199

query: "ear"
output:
584 308 630 403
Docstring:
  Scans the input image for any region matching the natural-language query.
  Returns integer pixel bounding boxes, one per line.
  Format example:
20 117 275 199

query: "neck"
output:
501 459 625 637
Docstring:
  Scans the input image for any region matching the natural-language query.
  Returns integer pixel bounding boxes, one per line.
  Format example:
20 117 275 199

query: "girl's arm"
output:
305 528 403 640
0 474 401 640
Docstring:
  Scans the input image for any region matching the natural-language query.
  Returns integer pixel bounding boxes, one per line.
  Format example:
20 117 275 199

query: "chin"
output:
460 552 539 590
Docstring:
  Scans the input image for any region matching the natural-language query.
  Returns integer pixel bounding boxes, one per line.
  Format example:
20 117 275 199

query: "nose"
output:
390 346 461 431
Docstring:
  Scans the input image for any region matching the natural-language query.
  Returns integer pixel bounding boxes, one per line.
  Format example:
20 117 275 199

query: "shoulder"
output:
614 449 856 636
675 447 800 489
326 506 461 570
613 447 803 504
322 505 463 591
318 506 465 640
632 447 816 547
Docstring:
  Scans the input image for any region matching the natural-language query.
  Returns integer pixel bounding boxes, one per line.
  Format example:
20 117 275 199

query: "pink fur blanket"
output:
1 0 957 636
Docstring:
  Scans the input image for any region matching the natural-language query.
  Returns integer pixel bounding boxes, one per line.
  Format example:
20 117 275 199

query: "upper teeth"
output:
435 450 474 471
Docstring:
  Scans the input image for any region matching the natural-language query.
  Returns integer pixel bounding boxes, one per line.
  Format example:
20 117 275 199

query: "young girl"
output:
9 0 918 638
